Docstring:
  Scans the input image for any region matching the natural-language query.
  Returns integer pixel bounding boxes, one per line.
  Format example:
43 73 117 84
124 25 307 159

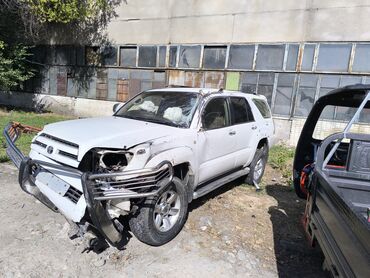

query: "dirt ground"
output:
0 162 328 278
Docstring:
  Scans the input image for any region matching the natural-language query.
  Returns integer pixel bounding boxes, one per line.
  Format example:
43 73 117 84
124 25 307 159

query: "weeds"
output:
268 144 295 183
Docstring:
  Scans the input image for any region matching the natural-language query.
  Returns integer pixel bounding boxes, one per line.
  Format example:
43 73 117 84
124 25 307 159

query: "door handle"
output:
229 131 236 135
251 126 257 130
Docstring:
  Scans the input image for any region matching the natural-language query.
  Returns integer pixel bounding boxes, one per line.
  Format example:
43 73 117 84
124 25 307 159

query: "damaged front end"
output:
3 122 173 249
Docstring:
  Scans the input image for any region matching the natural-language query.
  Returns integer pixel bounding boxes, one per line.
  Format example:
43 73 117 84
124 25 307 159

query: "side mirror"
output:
113 103 123 113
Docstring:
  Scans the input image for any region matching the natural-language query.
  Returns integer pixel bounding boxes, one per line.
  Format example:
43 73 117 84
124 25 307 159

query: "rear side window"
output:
230 97 254 124
252 99 271 118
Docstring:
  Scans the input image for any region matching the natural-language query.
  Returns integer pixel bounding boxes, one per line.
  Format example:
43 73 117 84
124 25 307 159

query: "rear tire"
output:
129 177 188 246
245 144 268 185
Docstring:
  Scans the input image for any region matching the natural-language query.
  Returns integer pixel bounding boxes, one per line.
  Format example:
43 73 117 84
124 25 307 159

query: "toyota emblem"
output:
47 146 54 154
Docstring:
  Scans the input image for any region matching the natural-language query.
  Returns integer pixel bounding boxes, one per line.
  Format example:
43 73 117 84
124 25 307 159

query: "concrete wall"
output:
0 92 115 118
107 0 370 44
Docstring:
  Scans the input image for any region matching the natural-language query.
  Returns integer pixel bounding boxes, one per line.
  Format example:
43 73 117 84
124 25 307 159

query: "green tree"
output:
0 41 34 89
25 0 113 23
0 0 120 90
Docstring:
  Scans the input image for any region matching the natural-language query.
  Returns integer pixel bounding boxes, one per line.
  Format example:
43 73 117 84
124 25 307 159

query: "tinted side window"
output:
252 99 271 118
203 98 229 130
230 97 254 124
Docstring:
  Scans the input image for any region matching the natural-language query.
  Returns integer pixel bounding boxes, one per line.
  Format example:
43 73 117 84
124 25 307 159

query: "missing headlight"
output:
98 150 132 172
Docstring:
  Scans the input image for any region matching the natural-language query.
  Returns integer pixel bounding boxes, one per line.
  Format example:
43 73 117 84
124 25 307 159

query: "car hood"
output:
40 116 177 159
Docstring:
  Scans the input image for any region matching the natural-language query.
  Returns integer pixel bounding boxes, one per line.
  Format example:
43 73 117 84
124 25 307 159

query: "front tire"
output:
245 144 268 185
129 177 188 246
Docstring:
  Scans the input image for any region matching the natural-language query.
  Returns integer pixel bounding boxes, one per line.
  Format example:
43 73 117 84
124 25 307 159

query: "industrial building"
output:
2 0 370 144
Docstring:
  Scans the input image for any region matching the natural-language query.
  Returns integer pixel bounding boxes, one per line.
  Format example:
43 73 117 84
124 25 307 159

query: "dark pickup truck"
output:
293 85 370 277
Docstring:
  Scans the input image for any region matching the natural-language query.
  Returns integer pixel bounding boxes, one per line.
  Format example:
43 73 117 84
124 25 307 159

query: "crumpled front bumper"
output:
3 122 174 248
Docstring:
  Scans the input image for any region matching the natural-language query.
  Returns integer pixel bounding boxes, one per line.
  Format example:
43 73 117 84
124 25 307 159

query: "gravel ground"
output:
0 163 327 278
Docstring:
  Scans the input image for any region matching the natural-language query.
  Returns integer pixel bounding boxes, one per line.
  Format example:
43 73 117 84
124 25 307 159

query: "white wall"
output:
107 0 370 44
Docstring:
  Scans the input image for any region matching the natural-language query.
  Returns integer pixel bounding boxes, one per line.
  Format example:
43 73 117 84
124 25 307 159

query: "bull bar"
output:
3 122 174 248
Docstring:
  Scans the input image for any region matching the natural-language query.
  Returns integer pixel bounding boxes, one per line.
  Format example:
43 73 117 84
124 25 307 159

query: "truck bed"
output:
306 133 370 278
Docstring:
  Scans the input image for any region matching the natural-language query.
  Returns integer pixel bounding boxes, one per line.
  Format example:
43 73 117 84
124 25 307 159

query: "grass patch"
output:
268 144 295 180
0 108 72 163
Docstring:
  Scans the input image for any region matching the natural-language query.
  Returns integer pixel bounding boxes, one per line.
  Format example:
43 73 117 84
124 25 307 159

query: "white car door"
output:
197 97 238 183
229 96 259 167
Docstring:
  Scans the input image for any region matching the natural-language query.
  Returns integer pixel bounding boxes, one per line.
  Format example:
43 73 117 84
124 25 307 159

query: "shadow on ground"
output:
265 184 328 278
189 178 329 278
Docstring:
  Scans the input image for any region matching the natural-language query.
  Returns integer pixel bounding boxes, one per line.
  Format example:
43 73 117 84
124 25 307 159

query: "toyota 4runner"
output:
4 88 274 248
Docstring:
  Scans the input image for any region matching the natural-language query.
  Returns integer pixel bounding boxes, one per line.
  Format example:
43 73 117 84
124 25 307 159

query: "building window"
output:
273 73 295 116
352 44 370 72
335 75 364 121
76 47 85 66
55 45 78 65
240 72 258 94
169 46 178 68
256 44 285 70
86 46 100 66
301 44 315 71
316 44 351 72
257 73 275 106
294 74 318 116
285 44 299 71
318 75 341 119
340 75 362 87
203 46 227 69
158 46 167 67
138 46 157 67
30 45 48 64
101 46 117 66
228 45 255 70
178 45 201 68
120 46 137 67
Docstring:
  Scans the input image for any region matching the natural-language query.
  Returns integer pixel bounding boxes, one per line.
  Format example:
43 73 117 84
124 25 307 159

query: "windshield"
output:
115 91 199 128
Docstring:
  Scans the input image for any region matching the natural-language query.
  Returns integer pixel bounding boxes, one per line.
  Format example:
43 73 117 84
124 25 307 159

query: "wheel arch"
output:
257 137 269 149
145 147 195 203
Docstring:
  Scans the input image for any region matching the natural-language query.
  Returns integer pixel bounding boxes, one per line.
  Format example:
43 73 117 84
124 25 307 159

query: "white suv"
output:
5 88 274 248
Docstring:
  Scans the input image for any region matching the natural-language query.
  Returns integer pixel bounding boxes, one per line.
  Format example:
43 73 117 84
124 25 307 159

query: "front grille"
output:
59 150 78 160
35 133 79 162
65 186 82 204
32 140 47 148
39 133 79 148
